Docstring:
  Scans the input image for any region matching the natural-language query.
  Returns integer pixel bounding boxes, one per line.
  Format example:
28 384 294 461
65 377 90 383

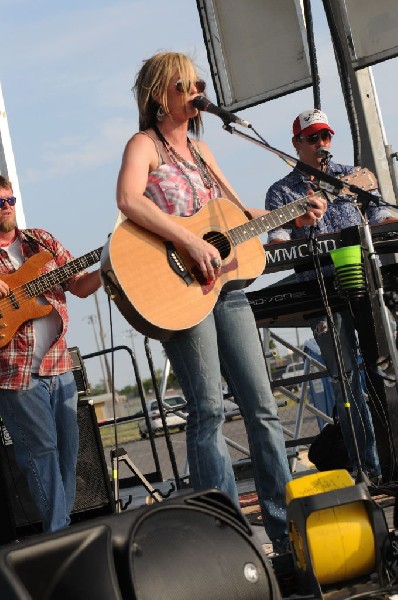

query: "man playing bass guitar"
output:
0 174 101 533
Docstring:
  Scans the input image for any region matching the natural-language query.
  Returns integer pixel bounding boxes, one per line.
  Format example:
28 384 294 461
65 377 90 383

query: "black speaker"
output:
0 525 122 600
72 399 115 519
0 400 114 543
0 490 281 600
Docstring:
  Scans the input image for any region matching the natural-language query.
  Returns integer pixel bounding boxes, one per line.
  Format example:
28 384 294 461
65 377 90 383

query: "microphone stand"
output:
355 196 398 382
223 122 398 485
307 152 367 483
219 120 395 571
308 222 368 483
222 123 379 205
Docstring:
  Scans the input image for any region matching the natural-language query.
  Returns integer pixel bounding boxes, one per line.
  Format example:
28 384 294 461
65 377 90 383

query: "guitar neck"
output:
24 247 103 297
228 192 322 246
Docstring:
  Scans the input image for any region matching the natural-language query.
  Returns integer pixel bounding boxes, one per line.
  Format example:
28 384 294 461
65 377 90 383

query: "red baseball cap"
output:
293 109 334 136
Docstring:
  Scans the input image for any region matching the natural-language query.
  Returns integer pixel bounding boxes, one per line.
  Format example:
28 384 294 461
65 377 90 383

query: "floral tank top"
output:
144 138 222 216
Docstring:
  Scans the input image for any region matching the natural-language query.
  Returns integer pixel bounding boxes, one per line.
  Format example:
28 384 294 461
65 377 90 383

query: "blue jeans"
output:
0 371 79 532
164 290 291 543
310 310 380 476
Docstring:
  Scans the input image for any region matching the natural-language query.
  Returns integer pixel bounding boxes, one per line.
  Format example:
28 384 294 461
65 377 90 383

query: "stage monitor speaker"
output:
196 0 312 110
0 399 114 543
341 0 398 68
0 490 281 600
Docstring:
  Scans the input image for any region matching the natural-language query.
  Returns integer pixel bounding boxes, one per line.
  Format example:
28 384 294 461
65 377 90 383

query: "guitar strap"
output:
113 210 126 231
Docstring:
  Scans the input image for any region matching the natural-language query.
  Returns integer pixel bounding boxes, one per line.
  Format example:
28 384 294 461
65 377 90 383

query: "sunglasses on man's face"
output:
299 130 332 145
0 196 16 208
175 79 206 94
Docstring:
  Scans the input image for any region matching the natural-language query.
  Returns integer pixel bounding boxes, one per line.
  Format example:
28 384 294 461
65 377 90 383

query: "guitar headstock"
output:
340 167 378 195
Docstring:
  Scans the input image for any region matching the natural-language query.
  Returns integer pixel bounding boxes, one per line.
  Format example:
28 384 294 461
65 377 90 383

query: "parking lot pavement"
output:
110 406 320 485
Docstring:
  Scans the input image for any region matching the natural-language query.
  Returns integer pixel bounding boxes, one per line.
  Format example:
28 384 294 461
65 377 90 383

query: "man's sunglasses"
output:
0 196 16 208
298 130 332 145
175 79 206 94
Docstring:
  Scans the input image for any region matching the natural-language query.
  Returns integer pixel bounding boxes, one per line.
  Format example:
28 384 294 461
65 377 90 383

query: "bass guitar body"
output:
0 251 54 347
0 246 102 348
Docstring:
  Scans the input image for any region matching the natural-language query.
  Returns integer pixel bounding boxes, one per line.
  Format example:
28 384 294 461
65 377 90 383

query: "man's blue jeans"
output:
0 371 79 532
163 290 292 544
310 310 381 476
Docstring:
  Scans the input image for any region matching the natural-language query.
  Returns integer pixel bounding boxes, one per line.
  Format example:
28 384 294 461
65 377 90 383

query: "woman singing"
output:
116 51 325 554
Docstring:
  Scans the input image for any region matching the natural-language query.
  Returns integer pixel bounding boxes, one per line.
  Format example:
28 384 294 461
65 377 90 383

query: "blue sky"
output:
0 0 397 389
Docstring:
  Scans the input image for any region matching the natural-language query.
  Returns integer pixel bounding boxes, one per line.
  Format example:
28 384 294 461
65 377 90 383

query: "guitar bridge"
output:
164 242 194 286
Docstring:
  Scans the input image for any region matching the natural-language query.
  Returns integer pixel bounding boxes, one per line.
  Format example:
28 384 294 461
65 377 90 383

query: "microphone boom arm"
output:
222 123 379 209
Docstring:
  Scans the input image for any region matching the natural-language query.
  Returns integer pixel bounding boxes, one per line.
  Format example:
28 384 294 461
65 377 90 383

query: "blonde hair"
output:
133 51 203 135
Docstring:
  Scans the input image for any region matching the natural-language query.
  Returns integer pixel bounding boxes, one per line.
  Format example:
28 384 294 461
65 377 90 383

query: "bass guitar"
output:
100 168 376 340
0 247 102 347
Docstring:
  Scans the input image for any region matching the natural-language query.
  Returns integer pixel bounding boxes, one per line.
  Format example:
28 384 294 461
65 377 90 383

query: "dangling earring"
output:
156 105 165 122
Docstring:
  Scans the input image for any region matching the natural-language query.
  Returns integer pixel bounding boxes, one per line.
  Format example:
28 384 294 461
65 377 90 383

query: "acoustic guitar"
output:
100 168 376 341
0 247 102 347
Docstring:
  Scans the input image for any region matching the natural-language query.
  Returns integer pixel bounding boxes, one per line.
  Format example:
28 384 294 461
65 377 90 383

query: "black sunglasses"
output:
0 196 16 208
299 130 332 145
175 79 206 94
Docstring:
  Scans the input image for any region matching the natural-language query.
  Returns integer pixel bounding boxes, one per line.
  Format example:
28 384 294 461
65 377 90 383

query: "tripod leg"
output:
111 449 122 513
111 446 165 504
121 453 163 503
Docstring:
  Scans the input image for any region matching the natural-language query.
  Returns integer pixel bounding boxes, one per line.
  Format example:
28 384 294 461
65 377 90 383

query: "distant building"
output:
88 392 127 421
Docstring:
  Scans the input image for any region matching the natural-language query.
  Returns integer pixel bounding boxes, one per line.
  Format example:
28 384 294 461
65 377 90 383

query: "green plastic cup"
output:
330 245 362 268
335 265 364 287
330 245 365 293
337 273 365 289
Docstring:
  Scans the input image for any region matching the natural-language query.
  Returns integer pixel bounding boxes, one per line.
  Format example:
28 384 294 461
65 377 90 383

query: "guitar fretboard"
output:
227 167 376 246
228 193 322 246
24 247 102 297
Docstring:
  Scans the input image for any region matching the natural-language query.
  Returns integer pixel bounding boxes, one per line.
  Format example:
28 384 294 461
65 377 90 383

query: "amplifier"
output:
69 345 90 396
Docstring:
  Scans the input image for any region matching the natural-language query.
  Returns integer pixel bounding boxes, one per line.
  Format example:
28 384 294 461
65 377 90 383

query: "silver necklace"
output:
154 127 216 211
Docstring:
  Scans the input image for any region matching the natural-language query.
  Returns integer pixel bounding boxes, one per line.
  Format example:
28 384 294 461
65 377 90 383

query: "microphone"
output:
317 148 332 160
317 148 332 180
192 95 251 129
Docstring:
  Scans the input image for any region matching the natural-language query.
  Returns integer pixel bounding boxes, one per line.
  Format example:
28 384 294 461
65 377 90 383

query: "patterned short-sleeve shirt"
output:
265 161 391 281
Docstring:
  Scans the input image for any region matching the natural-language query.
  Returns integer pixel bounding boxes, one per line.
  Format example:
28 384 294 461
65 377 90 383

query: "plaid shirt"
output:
0 228 84 390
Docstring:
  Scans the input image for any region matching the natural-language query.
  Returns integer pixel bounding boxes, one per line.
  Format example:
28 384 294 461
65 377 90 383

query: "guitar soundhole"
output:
203 232 231 260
